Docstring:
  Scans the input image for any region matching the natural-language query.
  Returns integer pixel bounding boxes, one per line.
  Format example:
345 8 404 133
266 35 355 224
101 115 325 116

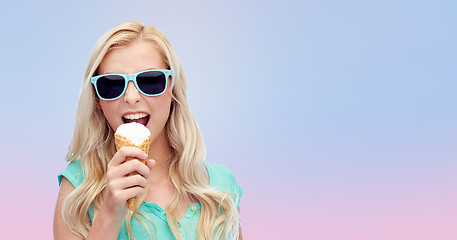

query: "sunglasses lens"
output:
137 71 166 95
96 75 125 99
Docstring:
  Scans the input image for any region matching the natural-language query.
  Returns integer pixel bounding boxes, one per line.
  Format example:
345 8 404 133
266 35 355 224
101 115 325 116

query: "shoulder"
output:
58 160 84 188
206 162 235 181
206 162 243 207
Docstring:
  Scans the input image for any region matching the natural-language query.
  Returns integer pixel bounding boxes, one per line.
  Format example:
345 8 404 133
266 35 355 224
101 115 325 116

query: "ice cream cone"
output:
114 123 151 212
114 134 151 163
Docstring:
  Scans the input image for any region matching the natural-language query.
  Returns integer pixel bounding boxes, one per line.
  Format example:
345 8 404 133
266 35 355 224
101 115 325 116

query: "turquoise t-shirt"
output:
58 160 242 239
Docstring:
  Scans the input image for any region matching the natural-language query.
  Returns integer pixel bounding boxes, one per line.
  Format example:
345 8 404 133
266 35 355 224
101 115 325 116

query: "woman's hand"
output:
55 147 155 240
101 147 155 221
84 147 155 240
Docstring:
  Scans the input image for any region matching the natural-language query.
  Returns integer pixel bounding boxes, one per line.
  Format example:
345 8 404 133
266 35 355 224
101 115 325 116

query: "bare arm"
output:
53 177 124 240
53 147 154 240
53 177 84 240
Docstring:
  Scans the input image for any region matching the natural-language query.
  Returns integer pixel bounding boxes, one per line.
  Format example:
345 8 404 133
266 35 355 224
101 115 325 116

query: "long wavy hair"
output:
62 21 240 240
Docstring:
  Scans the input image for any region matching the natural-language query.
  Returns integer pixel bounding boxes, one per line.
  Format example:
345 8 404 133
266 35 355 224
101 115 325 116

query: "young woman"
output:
53 21 242 240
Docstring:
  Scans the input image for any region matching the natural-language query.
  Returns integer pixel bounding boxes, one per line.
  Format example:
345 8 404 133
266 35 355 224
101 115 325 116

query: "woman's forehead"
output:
99 40 166 75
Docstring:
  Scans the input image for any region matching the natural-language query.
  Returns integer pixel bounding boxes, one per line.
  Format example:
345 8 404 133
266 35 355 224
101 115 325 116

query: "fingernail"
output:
144 153 148 158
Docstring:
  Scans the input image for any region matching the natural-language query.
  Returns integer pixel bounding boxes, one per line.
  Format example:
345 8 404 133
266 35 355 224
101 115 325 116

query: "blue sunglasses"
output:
90 69 172 101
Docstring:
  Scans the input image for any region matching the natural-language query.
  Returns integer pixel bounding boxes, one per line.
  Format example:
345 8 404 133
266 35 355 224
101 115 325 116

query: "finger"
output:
110 147 148 167
122 186 147 200
116 159 150 178
118 174 148 190
146 159 156 170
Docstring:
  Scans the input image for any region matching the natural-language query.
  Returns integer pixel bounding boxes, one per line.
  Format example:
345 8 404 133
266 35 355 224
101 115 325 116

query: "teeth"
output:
124 113 148 120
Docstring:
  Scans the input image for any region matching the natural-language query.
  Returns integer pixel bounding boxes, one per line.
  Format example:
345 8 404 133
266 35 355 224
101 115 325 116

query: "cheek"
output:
155 97 172 117
165 79 173 100
149 96 172 124
160 84 173 111
99 101 120 128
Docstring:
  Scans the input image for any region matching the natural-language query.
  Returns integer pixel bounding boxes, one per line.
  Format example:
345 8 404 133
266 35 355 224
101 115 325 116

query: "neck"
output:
147 129 172 182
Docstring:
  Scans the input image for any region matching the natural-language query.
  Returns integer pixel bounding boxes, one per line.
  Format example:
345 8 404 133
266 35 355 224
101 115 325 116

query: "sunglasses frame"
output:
90 69 172 101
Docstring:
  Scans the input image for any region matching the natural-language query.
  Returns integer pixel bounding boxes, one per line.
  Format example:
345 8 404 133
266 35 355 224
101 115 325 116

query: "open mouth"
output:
122 112 150 126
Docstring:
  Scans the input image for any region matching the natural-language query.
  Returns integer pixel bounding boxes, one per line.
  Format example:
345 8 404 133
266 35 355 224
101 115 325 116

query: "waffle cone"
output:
114 133 151 212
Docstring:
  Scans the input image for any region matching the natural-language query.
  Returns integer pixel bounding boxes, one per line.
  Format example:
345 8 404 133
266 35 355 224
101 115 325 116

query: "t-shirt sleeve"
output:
58 160 84 188
206 162 243 209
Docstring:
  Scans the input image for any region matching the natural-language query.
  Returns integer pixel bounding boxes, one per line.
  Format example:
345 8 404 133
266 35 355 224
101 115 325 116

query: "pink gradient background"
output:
1 0 456 239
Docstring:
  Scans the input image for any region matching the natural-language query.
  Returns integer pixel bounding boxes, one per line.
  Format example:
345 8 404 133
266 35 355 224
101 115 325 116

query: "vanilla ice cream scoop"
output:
115 122 151 146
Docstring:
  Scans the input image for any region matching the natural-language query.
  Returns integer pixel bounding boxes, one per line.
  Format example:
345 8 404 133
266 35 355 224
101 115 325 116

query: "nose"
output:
123 81 141 103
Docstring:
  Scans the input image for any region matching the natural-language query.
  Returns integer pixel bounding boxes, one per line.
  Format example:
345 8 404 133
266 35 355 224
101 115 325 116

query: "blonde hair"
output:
62 21 240 239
